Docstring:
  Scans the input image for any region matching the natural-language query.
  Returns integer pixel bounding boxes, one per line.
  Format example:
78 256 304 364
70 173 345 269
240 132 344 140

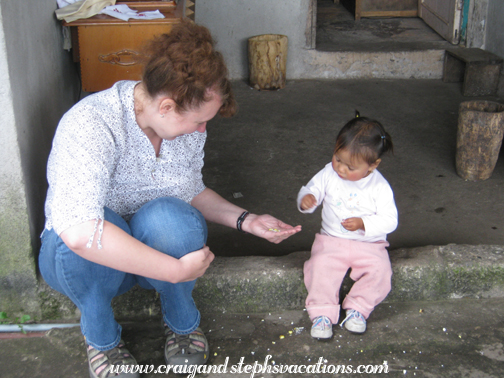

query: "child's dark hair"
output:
335 111 393 165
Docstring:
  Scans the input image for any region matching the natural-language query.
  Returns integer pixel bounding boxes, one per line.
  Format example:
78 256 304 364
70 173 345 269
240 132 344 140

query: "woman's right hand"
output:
176 245 215 282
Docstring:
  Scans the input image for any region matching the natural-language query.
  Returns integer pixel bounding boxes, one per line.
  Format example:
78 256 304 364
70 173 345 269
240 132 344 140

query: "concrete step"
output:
301 49 445 79
192 244 504 313
38 244 504 320
311 3 452 79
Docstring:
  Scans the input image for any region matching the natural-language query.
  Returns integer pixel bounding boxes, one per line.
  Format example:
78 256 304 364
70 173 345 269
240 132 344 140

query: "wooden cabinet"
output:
64 1 193 92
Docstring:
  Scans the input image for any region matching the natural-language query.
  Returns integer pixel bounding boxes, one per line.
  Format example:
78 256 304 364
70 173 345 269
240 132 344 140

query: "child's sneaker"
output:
311 316 333 339
340 309 366 333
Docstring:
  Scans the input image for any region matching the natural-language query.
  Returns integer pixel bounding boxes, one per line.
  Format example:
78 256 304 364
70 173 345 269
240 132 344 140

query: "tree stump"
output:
456 100 504 181
248 34 288 91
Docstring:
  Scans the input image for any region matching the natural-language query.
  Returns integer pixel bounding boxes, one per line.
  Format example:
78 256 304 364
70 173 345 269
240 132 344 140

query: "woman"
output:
39 21 301 378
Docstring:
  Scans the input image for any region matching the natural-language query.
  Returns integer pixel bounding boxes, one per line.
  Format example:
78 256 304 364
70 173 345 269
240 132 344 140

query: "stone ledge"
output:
193 244 504 313
35 244 504 320
389 244 504 301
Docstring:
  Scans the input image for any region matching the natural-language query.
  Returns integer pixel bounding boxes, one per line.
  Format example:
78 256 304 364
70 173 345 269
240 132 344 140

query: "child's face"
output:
332 148 380 181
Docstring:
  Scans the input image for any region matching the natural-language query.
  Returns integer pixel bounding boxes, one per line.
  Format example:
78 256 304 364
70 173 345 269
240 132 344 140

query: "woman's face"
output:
154 91 223 141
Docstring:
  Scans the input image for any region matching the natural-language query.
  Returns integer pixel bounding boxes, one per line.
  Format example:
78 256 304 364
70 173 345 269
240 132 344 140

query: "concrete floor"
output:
316 0 453 52
203 79 504 257
3 297 504 378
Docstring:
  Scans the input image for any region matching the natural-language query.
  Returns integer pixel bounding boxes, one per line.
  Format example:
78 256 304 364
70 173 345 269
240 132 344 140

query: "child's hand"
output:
300 194 317 210
341 217 364 232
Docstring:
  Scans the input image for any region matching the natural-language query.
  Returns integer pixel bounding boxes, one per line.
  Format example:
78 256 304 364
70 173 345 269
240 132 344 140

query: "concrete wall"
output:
0 0 79 319
466 0 504 59
485 0 504 58
466 0 488 49
0 3 36 319
195 0 315 80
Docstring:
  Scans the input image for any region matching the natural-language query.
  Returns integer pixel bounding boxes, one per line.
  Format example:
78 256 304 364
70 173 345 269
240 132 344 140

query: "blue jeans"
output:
39 197 207 351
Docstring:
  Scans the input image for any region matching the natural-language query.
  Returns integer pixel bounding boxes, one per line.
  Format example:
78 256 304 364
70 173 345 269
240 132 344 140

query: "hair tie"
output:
381 134 386 150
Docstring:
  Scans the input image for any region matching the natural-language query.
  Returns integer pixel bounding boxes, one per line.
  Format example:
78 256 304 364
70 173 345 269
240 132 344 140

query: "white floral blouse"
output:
44 81 206 246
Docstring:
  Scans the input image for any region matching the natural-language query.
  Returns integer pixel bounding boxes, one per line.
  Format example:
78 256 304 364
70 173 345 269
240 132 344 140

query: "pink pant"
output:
304 233 392 324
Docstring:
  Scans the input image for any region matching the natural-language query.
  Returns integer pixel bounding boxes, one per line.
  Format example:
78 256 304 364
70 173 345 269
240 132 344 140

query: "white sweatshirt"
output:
297 163 398 242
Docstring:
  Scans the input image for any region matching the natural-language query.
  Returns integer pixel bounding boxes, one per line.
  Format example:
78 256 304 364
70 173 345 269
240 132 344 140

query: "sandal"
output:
164 327 209 366
87 340 140 378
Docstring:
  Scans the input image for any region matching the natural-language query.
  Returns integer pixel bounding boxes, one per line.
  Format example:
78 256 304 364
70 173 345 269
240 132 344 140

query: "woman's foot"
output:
164 327 209 366
87 340 139 378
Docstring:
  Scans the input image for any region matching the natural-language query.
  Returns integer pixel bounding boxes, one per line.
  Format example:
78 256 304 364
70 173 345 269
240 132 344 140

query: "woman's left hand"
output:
243 214 302 244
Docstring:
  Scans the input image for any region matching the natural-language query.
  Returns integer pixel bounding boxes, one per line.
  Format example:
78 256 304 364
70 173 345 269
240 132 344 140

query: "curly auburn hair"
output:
141 20 236 117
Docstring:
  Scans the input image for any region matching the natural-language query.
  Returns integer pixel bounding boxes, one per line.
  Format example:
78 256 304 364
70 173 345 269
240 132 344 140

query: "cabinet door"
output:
419 0 463 44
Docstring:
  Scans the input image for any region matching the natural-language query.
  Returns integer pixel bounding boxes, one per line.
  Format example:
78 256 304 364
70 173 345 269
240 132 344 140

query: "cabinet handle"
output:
98 49 142 66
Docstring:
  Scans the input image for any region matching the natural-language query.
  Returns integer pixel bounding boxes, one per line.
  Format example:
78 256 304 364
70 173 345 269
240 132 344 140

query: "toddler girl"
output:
298 113 398 338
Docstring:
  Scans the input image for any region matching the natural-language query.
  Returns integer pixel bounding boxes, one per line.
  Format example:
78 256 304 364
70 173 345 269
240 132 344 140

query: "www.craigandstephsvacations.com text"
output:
111 355 390 376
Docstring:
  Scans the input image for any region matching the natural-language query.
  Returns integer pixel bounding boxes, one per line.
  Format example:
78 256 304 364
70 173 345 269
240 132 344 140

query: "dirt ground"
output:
2 297 504 377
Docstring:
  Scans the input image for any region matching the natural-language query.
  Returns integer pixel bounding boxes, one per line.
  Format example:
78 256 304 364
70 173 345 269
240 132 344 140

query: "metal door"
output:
419 0 463 44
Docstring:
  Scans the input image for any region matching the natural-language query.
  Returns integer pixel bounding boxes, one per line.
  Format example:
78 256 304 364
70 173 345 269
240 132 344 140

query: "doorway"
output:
316 0 454 52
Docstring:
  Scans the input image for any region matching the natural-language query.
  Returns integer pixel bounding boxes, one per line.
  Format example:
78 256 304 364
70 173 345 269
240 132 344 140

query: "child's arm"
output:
297 165 329 213
361 184 398 237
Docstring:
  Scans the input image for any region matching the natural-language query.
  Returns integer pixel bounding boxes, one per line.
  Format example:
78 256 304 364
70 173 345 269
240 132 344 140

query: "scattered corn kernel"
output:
279 335 285 339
